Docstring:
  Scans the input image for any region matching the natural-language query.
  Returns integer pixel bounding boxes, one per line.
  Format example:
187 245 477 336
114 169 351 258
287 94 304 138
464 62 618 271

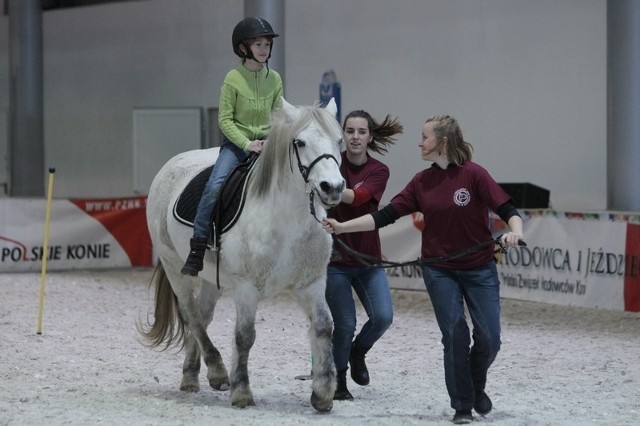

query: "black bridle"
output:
292 138 340 182
291 139 340 222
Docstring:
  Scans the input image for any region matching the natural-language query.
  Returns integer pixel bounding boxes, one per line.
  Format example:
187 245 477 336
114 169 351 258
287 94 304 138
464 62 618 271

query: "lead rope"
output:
331 234 525 270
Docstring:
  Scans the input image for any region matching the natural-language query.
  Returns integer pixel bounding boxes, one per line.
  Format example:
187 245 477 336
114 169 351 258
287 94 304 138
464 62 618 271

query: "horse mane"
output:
249 103 340 198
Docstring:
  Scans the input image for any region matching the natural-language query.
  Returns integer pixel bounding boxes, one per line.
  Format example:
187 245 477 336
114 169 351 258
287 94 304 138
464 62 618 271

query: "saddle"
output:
173 153 258 249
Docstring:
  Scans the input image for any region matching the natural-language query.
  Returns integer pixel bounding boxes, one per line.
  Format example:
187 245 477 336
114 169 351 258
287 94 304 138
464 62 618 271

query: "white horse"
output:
140 98 345 412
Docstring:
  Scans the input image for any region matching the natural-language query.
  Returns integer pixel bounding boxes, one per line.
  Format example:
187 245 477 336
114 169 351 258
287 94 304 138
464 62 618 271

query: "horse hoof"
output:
310 392 333 412
209 377 230 391
231 398 255 408
179 383 200 393
180 372 201 392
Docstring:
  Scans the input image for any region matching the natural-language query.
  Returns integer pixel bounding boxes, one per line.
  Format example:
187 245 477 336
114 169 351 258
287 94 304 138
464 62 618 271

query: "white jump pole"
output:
37 167 55 335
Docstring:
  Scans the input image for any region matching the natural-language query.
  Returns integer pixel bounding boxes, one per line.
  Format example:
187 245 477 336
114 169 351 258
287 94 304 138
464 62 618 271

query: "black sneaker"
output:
452 410 474 424
474 390 493 416
333 388 354 401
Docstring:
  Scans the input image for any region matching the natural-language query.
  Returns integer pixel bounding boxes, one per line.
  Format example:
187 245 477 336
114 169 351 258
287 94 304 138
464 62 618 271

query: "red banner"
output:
69 196 152 267
624 223 640 311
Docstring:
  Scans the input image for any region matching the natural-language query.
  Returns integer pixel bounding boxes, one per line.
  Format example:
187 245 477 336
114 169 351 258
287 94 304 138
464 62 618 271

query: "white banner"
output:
498 214 626 310
380 210 640 312
0 197 152 272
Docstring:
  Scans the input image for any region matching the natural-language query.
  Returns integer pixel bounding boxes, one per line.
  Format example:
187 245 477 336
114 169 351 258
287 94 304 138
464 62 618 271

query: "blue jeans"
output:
325 265 394 372
422 261 501 411
193 139 249 239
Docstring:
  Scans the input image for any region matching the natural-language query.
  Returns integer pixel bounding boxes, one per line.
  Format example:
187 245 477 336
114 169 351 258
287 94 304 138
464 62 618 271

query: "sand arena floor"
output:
1 268 639 425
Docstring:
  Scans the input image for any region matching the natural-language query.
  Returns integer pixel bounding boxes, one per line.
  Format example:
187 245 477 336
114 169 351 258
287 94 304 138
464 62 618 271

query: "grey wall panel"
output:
0 0 608 210
132 108 202 195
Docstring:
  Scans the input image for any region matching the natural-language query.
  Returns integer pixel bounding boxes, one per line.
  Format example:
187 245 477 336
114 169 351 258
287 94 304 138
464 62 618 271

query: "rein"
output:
331 234 527 270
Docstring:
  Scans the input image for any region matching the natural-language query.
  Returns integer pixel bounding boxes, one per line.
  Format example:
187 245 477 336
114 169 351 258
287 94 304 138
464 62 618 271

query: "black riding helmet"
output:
232 17 279 62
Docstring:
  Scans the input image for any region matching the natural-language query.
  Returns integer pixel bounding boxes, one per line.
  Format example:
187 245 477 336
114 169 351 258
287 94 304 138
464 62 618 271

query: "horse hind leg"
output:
197 276 230 391
229 285 258 408
180 335 201 392
180 333 229 392
164 264 229 392
296 283 336 412
184 322 230 391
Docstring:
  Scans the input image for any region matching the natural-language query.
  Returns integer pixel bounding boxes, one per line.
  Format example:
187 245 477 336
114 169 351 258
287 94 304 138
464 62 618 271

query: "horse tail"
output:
137 261 187 350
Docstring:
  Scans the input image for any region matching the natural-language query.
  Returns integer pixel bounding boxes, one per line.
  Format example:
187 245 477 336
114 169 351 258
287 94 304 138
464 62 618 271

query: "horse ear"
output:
325 98 337 117
281 97 300 123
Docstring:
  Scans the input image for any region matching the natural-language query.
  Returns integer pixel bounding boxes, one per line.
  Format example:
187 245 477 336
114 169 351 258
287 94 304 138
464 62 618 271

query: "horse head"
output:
283 97 345 208
252 97 346 209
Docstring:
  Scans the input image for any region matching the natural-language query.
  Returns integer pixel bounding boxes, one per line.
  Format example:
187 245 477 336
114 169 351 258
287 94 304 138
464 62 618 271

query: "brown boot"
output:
180 237 208 276
333 369 353 401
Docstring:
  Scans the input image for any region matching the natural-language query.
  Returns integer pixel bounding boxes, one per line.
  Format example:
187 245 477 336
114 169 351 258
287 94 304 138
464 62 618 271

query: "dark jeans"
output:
192 139 248 239
422 261 501 411
325 265 394 371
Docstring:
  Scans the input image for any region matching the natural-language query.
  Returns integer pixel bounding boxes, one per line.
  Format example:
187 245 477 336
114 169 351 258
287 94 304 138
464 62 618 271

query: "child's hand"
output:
248 139 265 153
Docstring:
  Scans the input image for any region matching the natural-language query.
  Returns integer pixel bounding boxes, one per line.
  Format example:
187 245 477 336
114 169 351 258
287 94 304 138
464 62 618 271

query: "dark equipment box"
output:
498 183 550 209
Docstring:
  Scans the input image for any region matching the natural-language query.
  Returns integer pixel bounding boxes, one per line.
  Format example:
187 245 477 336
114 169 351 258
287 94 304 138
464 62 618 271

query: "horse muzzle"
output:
317 179 345 207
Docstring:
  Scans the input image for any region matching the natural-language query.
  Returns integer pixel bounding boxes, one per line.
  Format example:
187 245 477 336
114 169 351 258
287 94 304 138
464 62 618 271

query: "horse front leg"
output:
230 285 258 407
297 282 336 412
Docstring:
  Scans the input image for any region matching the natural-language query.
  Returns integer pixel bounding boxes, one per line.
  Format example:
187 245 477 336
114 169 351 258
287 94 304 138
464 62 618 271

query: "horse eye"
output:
294 139 306 148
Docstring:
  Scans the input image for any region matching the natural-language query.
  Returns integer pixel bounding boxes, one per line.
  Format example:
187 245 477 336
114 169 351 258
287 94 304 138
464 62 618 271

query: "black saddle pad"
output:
173 153 258 242
173 166 213 226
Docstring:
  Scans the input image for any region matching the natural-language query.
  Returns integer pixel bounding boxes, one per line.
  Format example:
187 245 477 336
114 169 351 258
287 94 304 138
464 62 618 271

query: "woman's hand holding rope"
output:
322 218 339 234
500 231 524 248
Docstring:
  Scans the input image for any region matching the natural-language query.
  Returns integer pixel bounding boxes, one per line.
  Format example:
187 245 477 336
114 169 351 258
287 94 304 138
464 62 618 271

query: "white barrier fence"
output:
2 197 638 313
0 197 151 272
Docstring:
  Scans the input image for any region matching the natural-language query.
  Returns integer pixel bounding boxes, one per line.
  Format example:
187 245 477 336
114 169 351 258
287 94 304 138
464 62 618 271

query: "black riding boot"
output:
180 237 208 276
349 343 370 386
334 369 353 401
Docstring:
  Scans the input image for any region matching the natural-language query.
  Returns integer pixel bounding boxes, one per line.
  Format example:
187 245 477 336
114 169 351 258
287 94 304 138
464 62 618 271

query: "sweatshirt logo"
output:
454 188 471 206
